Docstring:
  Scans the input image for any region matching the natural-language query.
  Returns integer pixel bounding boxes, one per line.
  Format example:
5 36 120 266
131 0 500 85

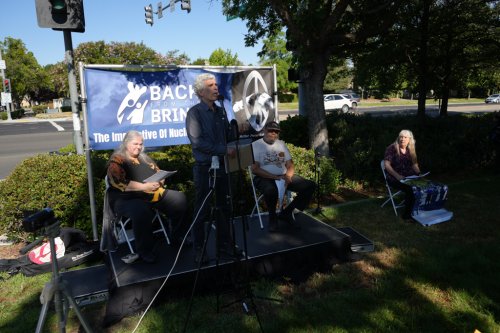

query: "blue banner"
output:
84 67 276 150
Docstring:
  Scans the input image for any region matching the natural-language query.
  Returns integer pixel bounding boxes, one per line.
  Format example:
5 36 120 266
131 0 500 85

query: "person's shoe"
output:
121 253 139 264
194 247 209 265
218 242 244 259
278 211 300 229
268 217 279 232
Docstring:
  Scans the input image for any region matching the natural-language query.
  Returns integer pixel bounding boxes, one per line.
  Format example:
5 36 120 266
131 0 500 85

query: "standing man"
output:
251 121 316 232
186 73 241 264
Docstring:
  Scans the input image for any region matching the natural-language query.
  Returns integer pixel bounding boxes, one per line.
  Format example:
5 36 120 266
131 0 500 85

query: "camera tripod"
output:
34 221 93 333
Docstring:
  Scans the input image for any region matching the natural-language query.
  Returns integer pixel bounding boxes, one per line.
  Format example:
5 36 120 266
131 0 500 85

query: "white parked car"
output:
324 94 357 113
485 94 500 103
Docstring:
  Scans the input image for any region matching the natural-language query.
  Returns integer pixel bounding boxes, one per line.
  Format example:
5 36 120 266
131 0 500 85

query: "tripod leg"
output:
35 301 51 333
62 288 93 333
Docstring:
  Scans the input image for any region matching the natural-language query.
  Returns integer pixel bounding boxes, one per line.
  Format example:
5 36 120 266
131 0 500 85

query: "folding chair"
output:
248 166 293 229
380 160 405 216
105 176 170 254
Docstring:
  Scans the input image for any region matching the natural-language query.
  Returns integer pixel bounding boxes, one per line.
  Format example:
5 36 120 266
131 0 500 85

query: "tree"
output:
208 48 243 66
74 41 190 66
223 0 402 155
43 41 191 100
352 0 500 116
1 37 51 107
323 59 353 93
259 31 297 94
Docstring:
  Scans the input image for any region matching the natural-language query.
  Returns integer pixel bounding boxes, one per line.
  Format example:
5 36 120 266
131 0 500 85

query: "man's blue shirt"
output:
186 101 228 164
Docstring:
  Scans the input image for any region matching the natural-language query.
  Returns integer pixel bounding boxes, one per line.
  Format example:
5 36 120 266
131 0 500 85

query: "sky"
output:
0 0 263 66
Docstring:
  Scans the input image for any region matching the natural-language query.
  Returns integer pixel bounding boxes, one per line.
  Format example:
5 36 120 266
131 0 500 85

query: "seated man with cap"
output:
251 121 316 232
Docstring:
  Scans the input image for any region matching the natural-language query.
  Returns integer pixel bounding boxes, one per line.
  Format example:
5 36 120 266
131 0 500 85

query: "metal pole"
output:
63 30 84 154
0 50 12 121
79 62 98 241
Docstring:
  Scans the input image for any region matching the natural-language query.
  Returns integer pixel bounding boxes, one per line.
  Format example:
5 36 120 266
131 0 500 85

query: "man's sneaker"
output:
121 253 139 264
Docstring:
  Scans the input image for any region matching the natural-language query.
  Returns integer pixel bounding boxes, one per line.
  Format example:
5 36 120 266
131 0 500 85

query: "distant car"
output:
342 93 361 103
324 94 357 113
485 94 500 103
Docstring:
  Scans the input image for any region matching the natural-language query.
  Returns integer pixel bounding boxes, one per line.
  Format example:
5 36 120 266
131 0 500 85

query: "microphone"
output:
217 95 224 101
211 156 220 170
230 119 239 140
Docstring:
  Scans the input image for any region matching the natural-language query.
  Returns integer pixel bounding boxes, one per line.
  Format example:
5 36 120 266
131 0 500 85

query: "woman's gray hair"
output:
115 130 153 163
193 73 216 97
393 129 418 163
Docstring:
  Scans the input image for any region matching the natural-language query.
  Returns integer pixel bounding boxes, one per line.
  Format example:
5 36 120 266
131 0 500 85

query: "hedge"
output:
0 142 338 241
2 112 496 240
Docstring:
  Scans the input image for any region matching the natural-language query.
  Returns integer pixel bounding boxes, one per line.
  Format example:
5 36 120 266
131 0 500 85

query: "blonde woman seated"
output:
384 129 421 220
107 130 188 263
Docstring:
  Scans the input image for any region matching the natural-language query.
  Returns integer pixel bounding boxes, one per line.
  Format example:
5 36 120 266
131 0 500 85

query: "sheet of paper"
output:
275 179 286 205
142 170 177 183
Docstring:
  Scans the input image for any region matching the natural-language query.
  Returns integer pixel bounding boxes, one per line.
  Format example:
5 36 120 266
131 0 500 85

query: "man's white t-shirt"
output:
252 138 291 176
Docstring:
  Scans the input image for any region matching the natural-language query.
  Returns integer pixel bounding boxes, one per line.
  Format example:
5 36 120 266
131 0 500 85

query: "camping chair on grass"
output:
380 160 405 216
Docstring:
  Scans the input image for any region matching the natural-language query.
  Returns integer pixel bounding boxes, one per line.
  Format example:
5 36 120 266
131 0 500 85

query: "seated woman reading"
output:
384 129 421 220
106 130 188 263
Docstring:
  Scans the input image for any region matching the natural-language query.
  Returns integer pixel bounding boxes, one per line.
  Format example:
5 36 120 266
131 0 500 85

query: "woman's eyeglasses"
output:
267 129 280 134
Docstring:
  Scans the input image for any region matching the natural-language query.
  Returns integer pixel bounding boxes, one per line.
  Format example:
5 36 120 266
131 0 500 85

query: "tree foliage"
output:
208 48 243 66
1 37 51 106
223 0 402 155
353 0 500 114
259 31 297 93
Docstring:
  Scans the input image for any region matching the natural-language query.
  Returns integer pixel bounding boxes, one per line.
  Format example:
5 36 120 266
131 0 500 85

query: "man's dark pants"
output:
253 175 315 219
192 163 231 250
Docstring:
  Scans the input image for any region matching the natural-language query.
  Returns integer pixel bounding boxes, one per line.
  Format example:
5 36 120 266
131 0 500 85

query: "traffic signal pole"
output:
0 50 12 121
63 30 84 155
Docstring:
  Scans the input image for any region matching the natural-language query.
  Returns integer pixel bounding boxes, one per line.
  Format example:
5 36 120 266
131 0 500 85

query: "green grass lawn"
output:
279 98 485 110
1 171 499 332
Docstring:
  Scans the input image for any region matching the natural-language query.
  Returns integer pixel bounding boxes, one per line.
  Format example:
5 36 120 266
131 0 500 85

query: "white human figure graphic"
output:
117 82 148 124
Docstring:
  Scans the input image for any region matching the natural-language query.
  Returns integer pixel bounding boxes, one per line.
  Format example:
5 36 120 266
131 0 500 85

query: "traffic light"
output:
157 2 163 19
35 0 85 32
3 79 10 93
145 4 154 26
181 0 191 13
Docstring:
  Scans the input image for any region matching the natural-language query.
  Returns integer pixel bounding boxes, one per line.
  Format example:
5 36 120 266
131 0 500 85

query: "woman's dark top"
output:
107 153 159 203
384 144 416 183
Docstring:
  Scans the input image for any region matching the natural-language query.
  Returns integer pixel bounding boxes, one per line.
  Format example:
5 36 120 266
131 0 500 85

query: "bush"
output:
0 109 24 120
0 141 333 240
278 92 297 103
0 153 101 240
32 104 49 114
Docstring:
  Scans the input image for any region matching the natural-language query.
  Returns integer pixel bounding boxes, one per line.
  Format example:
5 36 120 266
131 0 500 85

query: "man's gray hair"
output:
193 73 216 97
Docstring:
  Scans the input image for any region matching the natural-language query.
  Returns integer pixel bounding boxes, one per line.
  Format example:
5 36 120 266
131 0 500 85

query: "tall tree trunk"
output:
440 30 453 117
300 58 329 157
417 0 431 118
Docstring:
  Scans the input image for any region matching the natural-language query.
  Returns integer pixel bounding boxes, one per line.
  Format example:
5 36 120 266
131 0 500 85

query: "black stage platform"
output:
62 212 355 305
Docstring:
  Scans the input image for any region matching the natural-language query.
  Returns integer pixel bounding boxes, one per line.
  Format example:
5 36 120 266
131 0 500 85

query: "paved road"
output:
0 119 74 179
278 103 500 119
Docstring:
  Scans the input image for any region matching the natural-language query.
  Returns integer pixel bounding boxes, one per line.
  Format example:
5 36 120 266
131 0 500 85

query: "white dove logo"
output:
117 82 148 124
